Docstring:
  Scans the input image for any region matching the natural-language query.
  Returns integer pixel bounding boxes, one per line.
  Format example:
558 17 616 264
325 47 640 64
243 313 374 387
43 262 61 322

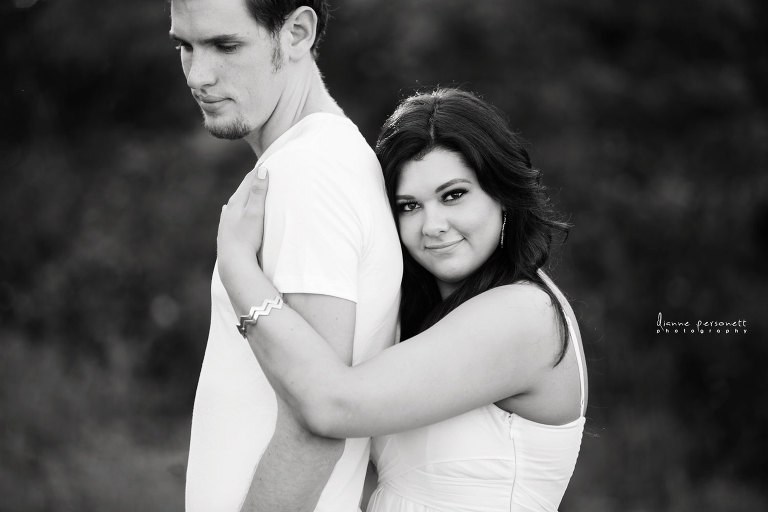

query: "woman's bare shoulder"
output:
470 281 557 312
438 283 560 350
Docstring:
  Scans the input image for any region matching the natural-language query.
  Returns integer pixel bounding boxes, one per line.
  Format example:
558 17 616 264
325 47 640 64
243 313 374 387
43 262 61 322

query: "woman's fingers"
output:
220 164 268 233
244 166 269 212
217 165 269 266
226 165 260 209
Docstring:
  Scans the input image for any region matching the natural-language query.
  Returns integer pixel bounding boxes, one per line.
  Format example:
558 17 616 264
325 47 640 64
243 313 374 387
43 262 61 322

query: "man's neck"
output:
245 60 344 157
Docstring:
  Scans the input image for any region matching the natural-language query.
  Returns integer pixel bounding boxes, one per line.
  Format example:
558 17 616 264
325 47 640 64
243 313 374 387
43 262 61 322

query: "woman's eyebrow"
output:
435 178 471 194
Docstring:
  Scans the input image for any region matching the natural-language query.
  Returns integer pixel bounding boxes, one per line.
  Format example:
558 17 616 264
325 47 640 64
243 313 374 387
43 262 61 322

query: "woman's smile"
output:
425 238 464 253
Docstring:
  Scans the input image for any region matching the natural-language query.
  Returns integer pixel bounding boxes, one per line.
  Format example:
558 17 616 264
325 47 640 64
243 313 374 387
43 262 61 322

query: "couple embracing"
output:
170 1 587 511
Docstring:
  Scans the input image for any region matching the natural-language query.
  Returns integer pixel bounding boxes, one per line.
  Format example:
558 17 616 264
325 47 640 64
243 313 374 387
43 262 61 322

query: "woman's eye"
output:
443 189 467 202
397 202 419 213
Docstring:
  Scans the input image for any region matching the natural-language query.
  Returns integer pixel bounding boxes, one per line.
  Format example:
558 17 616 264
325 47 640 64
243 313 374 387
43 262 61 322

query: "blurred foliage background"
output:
1 0 767 510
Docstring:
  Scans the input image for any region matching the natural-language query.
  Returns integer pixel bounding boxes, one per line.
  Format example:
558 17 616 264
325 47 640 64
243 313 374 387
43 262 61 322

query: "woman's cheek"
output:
398 216 421 255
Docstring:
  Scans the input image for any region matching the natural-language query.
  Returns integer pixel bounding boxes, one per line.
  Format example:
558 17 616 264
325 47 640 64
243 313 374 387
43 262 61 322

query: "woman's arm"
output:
218 169 560 439
224 256 558 438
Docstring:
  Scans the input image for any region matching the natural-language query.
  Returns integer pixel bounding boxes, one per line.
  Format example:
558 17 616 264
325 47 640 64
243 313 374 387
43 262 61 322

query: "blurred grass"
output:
0 333 187 511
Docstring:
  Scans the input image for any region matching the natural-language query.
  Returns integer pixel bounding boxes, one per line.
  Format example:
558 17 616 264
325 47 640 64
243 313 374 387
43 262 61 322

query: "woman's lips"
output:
425 239 463 253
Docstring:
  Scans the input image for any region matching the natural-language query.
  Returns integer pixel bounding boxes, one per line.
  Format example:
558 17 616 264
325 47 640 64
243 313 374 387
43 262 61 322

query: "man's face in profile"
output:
170 0 288 139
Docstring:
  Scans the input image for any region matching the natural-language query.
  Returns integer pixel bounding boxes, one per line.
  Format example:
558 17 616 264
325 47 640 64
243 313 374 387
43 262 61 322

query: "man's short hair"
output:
245 0 330 58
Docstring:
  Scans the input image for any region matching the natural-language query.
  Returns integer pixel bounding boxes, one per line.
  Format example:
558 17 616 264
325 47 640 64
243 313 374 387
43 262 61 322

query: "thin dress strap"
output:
536 269 586 417
564 314 586 417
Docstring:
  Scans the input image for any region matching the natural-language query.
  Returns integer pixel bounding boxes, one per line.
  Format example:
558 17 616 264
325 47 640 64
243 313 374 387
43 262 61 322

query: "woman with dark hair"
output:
217 88 587 511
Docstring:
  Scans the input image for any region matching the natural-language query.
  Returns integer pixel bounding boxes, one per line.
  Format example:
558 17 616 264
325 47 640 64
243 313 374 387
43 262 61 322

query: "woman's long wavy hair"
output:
376 88 572 365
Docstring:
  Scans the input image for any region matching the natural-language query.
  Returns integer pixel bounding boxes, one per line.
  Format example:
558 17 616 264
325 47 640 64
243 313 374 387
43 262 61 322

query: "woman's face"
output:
395 148 503 298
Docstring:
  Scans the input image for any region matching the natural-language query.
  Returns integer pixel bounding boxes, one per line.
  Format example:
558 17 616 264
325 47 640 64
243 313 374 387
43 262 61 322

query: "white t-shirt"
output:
186 113 402 512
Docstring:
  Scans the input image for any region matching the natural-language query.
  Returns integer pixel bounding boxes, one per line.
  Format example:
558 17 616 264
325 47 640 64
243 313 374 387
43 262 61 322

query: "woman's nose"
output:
421 206 449 237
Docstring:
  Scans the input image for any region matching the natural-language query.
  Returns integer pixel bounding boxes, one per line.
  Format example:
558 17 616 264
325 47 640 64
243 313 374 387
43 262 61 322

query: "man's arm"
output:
239 293 355 512
360 461 379 512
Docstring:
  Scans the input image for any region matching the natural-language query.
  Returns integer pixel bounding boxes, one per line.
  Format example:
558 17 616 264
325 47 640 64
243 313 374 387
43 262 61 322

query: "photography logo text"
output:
656 312 748 335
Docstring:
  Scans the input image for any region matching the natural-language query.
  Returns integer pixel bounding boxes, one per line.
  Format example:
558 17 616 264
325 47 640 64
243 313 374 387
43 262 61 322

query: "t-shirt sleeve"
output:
261 151 364 303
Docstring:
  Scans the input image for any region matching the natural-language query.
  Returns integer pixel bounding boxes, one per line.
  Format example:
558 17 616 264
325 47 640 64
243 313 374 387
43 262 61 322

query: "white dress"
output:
367 316 586 512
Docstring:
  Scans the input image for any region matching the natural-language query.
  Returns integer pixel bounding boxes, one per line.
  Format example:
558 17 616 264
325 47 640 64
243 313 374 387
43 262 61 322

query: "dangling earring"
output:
500 211 507 248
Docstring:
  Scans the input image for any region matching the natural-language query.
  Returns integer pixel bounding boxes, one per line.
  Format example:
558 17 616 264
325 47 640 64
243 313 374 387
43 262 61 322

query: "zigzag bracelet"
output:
236 295 284 338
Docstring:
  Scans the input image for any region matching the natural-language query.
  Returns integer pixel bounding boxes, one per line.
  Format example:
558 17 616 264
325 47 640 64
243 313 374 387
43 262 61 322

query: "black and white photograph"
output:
1 1 766 511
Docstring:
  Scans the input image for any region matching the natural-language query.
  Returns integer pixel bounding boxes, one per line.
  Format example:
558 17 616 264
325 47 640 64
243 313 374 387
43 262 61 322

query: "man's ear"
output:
283 6 317 61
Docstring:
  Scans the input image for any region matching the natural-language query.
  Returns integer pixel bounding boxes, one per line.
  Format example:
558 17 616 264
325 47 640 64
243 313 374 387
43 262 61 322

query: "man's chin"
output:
203 117 252 140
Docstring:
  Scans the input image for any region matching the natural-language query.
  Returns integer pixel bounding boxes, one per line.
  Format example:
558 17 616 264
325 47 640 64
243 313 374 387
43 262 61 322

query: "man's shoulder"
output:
265 114 377 175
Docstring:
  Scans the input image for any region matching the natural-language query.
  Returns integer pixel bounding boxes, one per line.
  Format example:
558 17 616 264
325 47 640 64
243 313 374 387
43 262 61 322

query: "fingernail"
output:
257 165 268 179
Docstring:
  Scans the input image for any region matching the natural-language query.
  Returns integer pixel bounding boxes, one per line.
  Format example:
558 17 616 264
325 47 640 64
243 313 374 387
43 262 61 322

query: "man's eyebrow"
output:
169 32 244 44
206 34 243 44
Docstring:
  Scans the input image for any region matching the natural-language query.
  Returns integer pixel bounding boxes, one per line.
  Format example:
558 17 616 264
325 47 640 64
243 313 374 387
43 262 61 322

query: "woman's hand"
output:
217 165 269 289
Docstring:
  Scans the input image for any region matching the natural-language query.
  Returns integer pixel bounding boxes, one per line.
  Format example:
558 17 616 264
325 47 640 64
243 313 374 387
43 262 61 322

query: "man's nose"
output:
184 51 216 91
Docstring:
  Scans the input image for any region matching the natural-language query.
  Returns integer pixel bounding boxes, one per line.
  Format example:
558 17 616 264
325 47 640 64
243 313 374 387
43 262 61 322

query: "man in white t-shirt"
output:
169 1 402 511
